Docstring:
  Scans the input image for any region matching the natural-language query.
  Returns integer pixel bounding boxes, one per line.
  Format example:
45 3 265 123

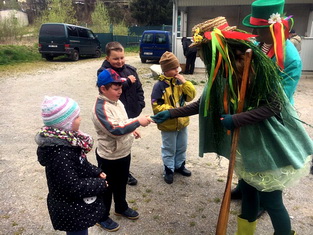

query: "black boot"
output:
231 186 242 200
231 181 242 200
127 173 138 186
175 161 191 176
164 165 174 184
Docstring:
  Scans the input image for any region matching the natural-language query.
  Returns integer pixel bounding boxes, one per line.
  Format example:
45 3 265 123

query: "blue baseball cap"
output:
97 68 126 87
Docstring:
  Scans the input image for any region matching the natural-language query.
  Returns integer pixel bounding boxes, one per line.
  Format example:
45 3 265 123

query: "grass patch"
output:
153 215 160 220
0 44 137 67
0 44 41 66
124 46 139 54
213 197 221 203
12 221 18 226
144 198 151 203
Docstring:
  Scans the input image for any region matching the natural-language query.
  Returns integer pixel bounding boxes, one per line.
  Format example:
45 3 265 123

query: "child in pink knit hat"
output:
36 96 109 235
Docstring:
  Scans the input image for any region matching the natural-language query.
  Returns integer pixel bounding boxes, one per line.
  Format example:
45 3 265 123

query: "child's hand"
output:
99 172 106 179
99 172 109 187
128 75 136 83
175 74 186 83
133 130 141 139
150 110 170 123
138 115 152 127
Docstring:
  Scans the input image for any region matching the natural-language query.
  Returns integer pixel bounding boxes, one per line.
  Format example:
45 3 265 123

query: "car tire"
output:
45 55 54 61
141 58 147 63
94 50 101 58
70 50 79 61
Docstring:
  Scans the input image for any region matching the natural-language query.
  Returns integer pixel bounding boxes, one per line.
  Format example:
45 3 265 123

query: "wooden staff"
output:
215 48 253 235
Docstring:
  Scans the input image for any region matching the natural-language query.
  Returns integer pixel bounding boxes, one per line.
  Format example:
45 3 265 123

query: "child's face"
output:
164 67 179 77
102 84 123 101
106 50 125 68
71 116 81 132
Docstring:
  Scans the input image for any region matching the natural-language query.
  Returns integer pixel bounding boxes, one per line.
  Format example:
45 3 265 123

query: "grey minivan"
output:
38 23 101 61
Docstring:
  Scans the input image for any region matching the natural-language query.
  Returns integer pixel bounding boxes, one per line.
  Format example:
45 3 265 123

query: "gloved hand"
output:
220 114 235 131
150 110 171 123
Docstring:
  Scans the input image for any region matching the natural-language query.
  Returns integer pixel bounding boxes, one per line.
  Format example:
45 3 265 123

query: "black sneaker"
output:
174 166 191 176
97 217 120 232
164 171 174 184
164 166 174 184
127 173 138 186
115 208 139 220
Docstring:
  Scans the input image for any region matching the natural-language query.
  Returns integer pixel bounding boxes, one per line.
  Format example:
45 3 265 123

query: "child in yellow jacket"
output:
151 51 196 184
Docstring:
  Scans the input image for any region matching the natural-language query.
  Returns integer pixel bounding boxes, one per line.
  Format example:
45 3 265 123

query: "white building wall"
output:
301 38 313 71
0 10 29 26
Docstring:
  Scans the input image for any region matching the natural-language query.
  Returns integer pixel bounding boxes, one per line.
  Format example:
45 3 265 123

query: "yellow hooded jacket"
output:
151 74 196 131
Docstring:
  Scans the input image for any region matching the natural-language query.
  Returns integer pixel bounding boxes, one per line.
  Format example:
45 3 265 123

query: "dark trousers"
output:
96 150 130 219
185 52 197 74
240 180 291 235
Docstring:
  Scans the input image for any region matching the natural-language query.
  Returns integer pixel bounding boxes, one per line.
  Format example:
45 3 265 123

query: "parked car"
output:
139 30 172 63
38 23 101 61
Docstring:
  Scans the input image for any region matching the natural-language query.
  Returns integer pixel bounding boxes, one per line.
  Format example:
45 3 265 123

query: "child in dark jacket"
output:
97 41 145 186
36 96 108 235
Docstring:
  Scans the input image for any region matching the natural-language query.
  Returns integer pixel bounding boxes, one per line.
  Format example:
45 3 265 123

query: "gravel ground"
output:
0 55 312 235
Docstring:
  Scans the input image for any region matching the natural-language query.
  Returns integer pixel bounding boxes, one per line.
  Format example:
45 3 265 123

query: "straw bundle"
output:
192 16 236 33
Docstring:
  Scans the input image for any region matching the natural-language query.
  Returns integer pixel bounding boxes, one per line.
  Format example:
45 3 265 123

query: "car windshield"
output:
142 33 154 43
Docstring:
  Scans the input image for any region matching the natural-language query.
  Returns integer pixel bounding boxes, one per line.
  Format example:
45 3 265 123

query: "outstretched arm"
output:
151 98 200 123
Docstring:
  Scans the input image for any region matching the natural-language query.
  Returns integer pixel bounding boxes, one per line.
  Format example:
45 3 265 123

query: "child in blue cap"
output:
92 68 151 232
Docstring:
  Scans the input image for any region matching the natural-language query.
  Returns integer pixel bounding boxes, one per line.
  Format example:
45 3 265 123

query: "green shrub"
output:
90 0 110 33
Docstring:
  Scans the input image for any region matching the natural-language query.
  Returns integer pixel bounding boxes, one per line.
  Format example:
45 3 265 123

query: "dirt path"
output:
0 56 312 235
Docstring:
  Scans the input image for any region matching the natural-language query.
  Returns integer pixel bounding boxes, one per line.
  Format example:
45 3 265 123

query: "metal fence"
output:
95 33 141 53
95 24 173 54
129 25 172 36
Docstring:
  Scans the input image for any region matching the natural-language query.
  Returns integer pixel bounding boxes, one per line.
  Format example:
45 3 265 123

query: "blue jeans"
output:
66 229 88 235
161 127 188 172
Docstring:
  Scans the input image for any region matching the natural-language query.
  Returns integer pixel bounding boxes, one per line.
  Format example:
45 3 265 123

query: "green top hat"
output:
242 0 285 28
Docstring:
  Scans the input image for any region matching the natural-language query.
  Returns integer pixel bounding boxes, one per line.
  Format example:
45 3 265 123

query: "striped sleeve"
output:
94 98 140 136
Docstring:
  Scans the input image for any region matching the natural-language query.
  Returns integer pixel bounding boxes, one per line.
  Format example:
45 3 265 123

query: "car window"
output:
40 24 65 36
142 33 154 43
67 26 78 37
78 28 89 38
155 33 167 44
87 30 95 39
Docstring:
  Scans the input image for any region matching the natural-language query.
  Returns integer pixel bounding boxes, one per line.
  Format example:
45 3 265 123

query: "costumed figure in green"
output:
151 16 313 235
